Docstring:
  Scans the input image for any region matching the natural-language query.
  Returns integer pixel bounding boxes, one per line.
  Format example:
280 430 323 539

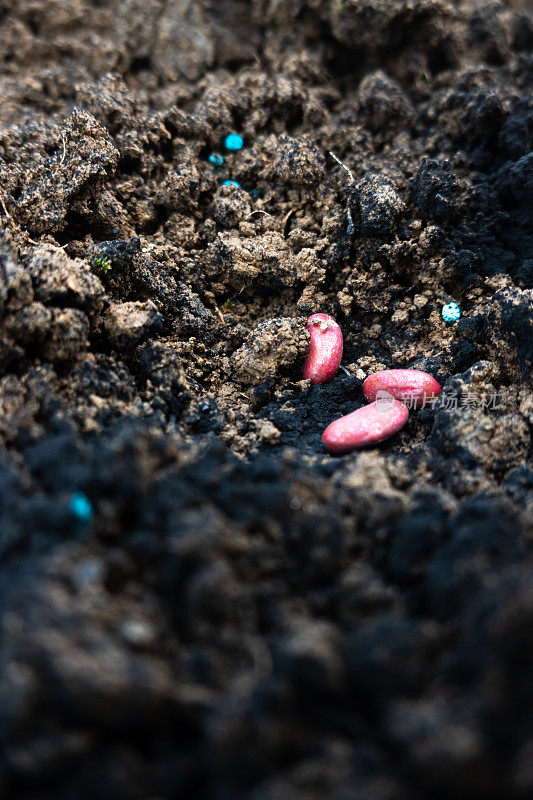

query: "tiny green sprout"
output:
92 255 112 273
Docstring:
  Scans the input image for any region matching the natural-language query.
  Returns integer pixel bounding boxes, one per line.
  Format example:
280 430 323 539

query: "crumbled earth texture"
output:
0 1 532 798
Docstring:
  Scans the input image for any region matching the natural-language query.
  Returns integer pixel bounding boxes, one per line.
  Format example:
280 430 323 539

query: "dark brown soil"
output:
0 1 532 798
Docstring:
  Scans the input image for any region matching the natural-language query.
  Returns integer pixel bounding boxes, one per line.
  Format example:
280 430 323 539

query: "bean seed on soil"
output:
303 313 343 385
322 398 409 454
363 369 441 409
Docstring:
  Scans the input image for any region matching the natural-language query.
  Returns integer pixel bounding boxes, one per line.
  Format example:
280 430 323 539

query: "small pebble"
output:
303 313 343 385
224 133 244 152
442 302 461 322
222 179 242 189
363 369 441 409
322 398 409 454
121 619 155 647
69 491 93 525
209 152 224 167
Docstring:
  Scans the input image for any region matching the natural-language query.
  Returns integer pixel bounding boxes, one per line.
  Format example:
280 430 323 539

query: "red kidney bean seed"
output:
362 369 441 409
322 397 409 454
303 313 343 385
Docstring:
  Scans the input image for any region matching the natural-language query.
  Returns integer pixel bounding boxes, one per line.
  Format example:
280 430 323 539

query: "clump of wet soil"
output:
0 1 532 798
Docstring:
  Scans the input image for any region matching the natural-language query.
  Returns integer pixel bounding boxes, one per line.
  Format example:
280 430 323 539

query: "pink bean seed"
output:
303 313 343 385
362 369 441 409
322 398 409 454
